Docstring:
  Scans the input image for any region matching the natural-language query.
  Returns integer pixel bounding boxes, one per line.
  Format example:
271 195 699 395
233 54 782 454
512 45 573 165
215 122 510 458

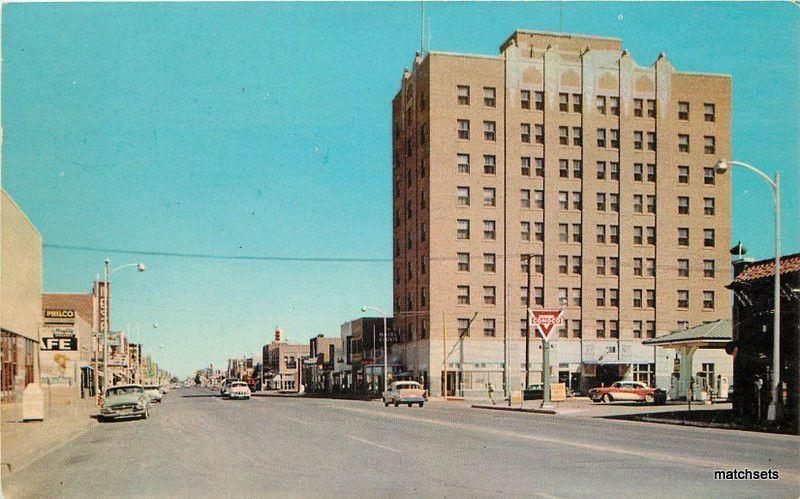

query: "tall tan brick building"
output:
392 30 732 398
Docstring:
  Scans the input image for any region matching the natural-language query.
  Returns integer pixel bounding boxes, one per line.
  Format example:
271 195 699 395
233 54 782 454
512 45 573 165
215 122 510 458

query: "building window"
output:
520 286 529 306
457 186 470 206
533 190 544 210
457 286 470 305
458 153 470 173
596 193 606 212
704 103 716 122
633 321 643 339
534 157 545 177
484 121 496 141
646 258 656 277
678 196 689 215
597 256 606 275
533 254 544 274
646 99 656 118
521 123 531 143
520 254 530 274
678 290 689 309
457 318 470 337
534 124 544 144
646 226 656 245
703 291 715 309
704 167 715 185
573 94 582 113
535 91 544 111
597 95 606 115
633 289 643 308
520 189 531 209
520 90 531 109
610 257 619 276
633 226 643 245
609 320 619 338
558 287 568 306
559 320 569 339
632 258 641 276
520 221 531 241
572 160 583 178
484 155 496 174
572 320 582 338
484 286 496 305
703 259 716 278
609 225 619 244
484 253 496 273
647 163 657 182
646 289 656 308
483 318 496 337
572 288 582 307
534 286 544 306
572 255 582 275
596 224 606 244
610 96 619 116
704 197 715 216
678 134 690 152
596 320 606 338
559 126 569 145
610 193 619 212
457 85 470 105
610 162 620 180
534 222 544 242
559 159 569 178
678 101 689 120
480 187 495 207
457 219 470 239
484 220 496 240
704 136 716 154
572 126 582 146
597 161 606 179
646 321 656 339
678 165 689 184
634 163 643 182
597 128 607 148
647 132 657 151
572 223 582 243
521 156 531 176
457 252 470 271
559 255 569 274
678 227 689 246
634 131 643 150
572 191 582 210
596 288 606 307
420 288 427 306
559 93 569 112
633 98 643 118
458 119 470 139
484 87 496 107
704 228 715 247
558 223 569 242
678 259 689 277
610 289 619 308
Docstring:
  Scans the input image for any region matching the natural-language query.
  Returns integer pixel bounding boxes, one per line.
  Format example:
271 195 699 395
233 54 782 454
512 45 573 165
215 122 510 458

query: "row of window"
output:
450 153 719 186
454 85 717 123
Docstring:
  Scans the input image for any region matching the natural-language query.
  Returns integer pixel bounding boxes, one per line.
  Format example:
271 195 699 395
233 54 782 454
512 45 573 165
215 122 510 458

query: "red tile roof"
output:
733 254 800 283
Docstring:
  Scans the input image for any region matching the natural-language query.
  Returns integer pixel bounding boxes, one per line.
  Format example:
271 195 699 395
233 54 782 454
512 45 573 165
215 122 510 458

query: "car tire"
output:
383 398 389 407
394 401 399 407
644 394 655 404
418 402 424 408
602 394 612 403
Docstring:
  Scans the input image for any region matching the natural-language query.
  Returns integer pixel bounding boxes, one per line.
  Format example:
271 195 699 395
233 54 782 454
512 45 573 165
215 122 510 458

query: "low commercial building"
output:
306 335 342 392
264 341 309 391
340 317 399 394
1 190 42 401
728 252 799 432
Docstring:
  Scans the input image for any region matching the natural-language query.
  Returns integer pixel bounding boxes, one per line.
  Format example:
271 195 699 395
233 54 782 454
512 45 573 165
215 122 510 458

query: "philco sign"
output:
44 309 76 325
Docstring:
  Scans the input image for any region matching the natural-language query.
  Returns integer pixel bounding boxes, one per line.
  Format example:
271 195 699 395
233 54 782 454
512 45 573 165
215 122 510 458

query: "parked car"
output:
144 385 163 403
589 381 666 404
382 381 427 407
523 383 544 401
228 381 251 400
220 378 238 397
100 384 150 421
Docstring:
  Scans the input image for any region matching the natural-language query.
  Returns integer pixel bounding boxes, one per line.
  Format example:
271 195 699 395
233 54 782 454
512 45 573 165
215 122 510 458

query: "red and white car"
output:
589 381 665 404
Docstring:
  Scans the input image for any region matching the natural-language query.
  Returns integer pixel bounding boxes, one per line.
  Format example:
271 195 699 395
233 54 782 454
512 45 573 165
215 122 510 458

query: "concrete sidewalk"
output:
472 397 731 418
1 398 100 476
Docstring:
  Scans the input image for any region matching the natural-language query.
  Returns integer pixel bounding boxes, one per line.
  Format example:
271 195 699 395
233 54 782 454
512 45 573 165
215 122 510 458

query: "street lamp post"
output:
523 254 534 389
101 260 145 400
715 159 781 421
361 306 388 393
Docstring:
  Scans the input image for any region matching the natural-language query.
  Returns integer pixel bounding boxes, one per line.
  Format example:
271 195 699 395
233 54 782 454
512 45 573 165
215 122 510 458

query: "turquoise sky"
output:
3 2 798 377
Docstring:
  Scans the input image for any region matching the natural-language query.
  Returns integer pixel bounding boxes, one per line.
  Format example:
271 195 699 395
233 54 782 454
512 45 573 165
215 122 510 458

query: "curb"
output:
471 404 558 415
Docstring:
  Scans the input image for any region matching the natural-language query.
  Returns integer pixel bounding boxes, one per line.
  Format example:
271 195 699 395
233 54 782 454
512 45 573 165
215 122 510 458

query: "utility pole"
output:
103 260 110 398
524 254 533 389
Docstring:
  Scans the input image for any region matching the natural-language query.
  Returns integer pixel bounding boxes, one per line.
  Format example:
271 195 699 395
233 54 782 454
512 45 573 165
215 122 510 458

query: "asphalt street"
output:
5 386 799 498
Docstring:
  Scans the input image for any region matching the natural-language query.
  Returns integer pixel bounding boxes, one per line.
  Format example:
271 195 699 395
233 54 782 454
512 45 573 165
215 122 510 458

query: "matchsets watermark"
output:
714 469 780 480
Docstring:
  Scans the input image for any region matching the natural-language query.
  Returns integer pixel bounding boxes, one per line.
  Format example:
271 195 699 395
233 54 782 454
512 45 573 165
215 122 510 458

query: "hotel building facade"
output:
391 30 733 398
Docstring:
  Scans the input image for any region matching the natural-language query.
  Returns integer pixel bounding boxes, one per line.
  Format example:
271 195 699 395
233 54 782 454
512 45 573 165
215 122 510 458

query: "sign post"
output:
529 309 563 409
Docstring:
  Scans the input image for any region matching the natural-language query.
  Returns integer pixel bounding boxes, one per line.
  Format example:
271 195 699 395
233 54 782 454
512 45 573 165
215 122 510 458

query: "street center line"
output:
345 434 402 454
285 417 310 426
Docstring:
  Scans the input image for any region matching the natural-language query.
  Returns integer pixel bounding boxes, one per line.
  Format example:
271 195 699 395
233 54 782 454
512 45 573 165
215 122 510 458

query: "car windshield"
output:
106 386 142 397
144 386 159 391
232 382 247 387
397 383 420 389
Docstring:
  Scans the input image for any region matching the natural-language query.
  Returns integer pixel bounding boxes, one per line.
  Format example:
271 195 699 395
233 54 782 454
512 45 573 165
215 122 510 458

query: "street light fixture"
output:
361 305 389 393
715 159 782 422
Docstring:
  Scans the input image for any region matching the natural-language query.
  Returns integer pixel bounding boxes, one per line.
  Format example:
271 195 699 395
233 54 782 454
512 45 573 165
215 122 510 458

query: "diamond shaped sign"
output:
529 309 564 342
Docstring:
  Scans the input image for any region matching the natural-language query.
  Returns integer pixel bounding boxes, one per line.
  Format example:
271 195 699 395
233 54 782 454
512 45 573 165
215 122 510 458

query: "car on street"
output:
589 381 666 404
100 384 150 421
523 383 544 400
144 385 163 403
382 381 427 407
220 378 238 397
228 381 251 400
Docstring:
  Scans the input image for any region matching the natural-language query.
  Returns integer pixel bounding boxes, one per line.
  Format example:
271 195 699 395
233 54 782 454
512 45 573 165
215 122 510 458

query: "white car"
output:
382 381 427 407
144 385 163 403
220 378 238 397
228 381 251 400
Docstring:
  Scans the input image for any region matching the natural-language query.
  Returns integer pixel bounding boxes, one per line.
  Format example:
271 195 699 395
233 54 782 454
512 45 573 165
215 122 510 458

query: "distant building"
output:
307 335 342 392
1 190 42 401
728 253 799 432
340 317 397 393
264 341 310 391
392 30 733 398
